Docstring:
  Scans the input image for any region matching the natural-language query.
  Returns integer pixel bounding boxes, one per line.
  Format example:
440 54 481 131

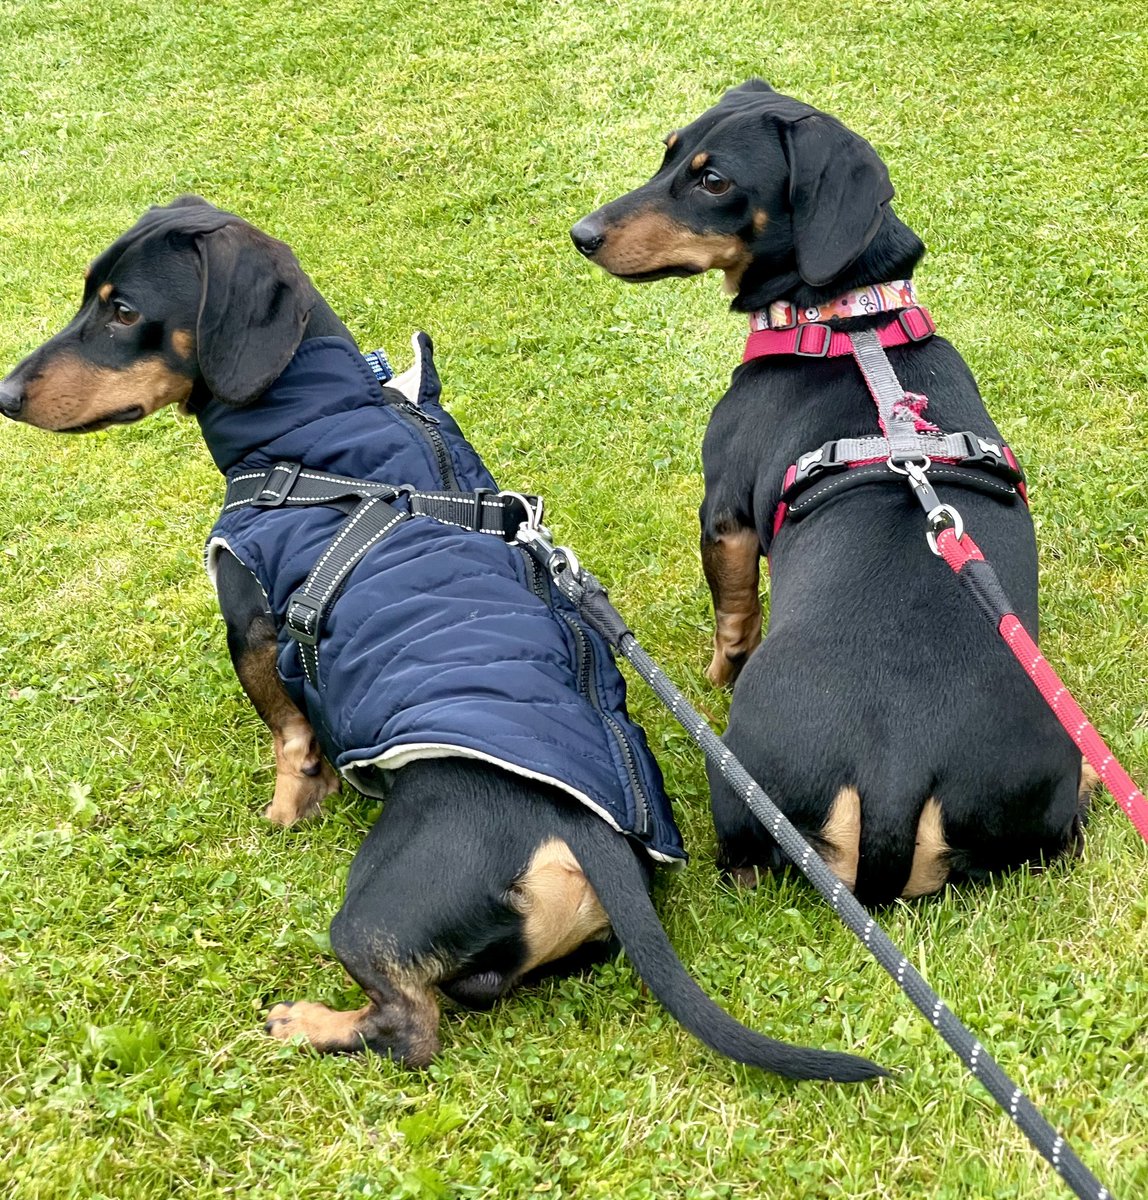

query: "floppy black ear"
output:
195 223 314 407
783 114 893 287
723 78 775 100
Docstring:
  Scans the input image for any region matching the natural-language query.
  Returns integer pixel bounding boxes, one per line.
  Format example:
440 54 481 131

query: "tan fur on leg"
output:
902 797 950 898
265 1001 373 1050
235 640 340 825
266 966 442 1065
702 528 763 687
264 714 341 826
818 786 861 891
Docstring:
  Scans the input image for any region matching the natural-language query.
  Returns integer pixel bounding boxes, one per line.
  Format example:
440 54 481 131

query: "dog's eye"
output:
113 302 140 327
699 170 731 196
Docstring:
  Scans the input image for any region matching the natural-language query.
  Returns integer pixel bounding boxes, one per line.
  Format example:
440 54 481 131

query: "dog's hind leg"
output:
214 550 340 824
265 970 442 1065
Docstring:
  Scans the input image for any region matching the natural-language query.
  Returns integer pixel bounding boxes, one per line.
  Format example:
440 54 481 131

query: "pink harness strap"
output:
743 305 936 363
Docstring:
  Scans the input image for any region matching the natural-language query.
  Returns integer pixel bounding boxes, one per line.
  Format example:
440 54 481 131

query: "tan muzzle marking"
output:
22 355 193 430
593 208 750 291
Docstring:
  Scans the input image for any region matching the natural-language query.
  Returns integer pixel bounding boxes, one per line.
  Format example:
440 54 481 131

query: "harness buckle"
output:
951 430 1021 480
793 323 833 357
285 593 322 647
251 461 302 507
897 306 936 343
791 440 851 489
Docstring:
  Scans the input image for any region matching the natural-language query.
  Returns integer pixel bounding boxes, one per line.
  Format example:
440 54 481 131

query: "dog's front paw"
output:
705 648 739 688
264 755 341 826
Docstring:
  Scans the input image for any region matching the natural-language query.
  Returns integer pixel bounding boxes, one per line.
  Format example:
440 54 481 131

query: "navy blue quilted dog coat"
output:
201 335 684 863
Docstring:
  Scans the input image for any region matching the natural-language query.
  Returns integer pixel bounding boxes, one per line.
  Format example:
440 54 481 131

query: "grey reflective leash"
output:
517 524 1114 1200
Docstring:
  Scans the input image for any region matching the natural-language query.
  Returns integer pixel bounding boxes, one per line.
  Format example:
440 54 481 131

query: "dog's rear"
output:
573 81 1091 903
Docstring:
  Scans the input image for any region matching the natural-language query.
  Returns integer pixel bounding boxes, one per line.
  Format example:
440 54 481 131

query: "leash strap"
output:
935 528 1148 844
517 530 1113 1200
222 462 542 686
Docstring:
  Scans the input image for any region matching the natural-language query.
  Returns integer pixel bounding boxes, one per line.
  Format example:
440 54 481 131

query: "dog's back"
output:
706 340 1083 902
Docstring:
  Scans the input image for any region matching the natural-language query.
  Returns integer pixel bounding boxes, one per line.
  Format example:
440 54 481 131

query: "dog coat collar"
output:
758 279 919 331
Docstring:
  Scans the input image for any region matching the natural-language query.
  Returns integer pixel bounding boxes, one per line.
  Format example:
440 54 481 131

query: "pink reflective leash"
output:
935 526 1148 844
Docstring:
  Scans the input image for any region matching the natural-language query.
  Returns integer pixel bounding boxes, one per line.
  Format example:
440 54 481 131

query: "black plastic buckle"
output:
952 431 1015 477
251 461 302 507
793 323 832 357
285 593 322 647
790 440 850 488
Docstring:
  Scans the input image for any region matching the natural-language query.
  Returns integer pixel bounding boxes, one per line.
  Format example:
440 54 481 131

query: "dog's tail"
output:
559 811 886 1083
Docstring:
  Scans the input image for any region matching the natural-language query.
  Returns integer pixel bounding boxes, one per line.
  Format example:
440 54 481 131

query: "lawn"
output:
1 1 1146 1197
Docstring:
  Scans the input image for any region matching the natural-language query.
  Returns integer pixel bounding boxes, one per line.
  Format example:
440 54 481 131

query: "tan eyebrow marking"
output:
691 152 709 171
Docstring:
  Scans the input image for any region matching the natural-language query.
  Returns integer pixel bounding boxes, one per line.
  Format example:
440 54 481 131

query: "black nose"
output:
570 218 605 258
0 379 23 419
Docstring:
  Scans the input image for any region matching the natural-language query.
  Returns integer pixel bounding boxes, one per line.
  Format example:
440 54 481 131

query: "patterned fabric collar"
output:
751 280 919 332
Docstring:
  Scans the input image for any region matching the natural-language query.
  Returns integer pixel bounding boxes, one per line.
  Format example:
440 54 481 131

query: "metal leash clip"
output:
513 508 582 586
888 456 966 556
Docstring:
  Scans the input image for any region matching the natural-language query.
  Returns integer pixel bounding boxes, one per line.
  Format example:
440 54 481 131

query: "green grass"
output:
1 0 1146 1196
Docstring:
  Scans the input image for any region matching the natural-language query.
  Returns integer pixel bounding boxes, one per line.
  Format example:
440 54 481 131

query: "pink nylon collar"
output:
742 305 936 362
755 280 919 331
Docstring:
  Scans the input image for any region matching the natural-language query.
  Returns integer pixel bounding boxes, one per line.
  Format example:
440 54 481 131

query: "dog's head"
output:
571 80 918 309
0 196 314 431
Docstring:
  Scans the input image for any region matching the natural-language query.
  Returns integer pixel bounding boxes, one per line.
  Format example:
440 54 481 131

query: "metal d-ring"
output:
499 490 545 535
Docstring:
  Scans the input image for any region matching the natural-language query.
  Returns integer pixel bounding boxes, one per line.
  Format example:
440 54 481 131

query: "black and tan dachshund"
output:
572 81 1095 905
0 197 883 1080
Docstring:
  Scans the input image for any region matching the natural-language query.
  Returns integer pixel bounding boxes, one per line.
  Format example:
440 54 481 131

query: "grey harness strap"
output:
848 327 929 461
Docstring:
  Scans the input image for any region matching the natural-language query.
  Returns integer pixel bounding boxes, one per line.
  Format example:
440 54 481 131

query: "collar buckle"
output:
897 306 936 343
793 323 832 357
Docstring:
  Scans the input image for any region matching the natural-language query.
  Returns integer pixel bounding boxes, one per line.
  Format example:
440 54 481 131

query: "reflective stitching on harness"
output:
310 498 385 589
316 509 406 610
785 465 1016 520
